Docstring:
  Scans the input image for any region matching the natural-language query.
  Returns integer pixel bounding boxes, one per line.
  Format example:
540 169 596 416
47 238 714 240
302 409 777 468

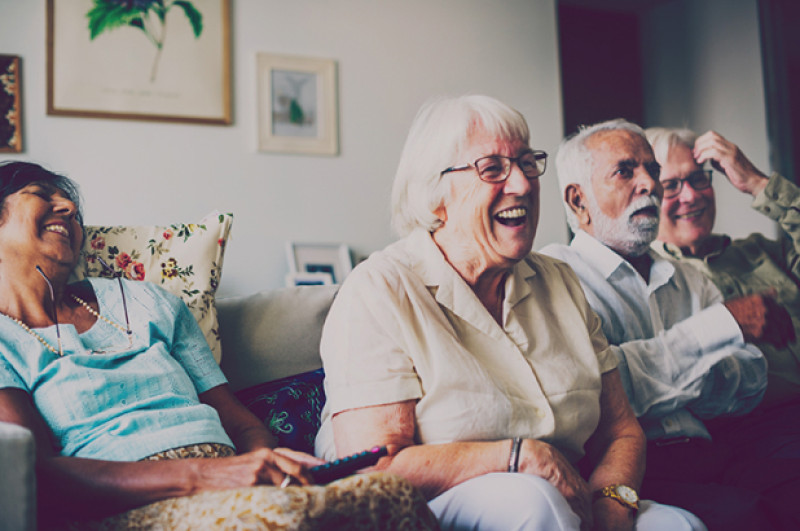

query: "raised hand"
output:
723 291 796 348
693 131 768 196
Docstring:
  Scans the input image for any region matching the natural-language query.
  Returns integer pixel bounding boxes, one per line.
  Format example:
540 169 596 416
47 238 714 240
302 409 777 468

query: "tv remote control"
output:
310 445 388 484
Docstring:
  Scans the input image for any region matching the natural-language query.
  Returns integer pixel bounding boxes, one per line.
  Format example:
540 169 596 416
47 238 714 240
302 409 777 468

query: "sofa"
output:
0 283 339 531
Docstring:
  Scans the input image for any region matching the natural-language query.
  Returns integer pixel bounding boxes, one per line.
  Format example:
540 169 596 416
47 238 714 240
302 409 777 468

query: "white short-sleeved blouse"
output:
315 229 616 463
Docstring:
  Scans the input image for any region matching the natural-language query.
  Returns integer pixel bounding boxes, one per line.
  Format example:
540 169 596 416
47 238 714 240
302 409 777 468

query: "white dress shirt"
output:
315 229 617 462
540 230 767 441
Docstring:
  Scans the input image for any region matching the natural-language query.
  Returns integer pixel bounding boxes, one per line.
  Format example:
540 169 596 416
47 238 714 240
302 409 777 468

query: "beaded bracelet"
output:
508 437 522 473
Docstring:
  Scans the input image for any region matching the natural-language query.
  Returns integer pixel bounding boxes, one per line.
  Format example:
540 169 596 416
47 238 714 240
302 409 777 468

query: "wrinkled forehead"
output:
588 129 652 164
460 121 529 156
660 143 703 178
587 129 651 155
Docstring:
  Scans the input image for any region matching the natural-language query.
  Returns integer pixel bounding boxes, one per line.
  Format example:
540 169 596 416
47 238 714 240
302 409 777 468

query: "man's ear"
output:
565 184 590 226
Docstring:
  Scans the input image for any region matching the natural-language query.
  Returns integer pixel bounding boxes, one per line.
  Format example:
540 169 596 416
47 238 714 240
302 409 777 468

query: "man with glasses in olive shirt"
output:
646 128 800 529
647 128 800 409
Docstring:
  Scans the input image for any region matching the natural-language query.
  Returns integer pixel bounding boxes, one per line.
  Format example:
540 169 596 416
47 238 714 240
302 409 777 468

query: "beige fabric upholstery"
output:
218 285 338 391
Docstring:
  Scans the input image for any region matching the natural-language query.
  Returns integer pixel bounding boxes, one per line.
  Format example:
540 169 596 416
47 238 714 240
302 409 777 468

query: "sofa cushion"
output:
72 211 232 362
235 368 325 455
218 285 337 391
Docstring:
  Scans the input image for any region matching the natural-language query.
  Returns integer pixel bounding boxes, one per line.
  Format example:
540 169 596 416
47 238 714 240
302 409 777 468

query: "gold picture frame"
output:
258 53 338 155
46 0 231 125
0 55 22 153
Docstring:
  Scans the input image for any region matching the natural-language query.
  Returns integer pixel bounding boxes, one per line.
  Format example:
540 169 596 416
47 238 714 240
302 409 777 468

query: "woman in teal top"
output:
0 162 436 529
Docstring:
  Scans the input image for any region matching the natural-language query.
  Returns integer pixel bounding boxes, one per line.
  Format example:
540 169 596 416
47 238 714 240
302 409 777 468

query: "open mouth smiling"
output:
674 208 705 220
43 223 70 238
495 206 528 227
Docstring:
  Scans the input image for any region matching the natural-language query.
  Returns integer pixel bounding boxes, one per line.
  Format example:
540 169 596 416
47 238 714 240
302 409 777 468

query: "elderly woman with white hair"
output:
314 95 704 530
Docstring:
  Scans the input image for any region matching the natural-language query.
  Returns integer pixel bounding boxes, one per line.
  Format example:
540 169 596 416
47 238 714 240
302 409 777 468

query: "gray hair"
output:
390 94 530 236
556 118 648 232
645 127 697 164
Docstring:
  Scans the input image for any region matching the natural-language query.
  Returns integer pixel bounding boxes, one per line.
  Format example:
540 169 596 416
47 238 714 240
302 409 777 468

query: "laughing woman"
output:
314 95 706 531
0 161 437 530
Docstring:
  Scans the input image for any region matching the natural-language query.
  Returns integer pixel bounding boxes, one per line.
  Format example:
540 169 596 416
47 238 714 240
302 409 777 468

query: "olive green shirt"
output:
652 173 800 408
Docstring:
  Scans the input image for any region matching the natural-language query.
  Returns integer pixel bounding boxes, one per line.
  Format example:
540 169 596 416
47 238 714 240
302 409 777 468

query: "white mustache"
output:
625 195 661 220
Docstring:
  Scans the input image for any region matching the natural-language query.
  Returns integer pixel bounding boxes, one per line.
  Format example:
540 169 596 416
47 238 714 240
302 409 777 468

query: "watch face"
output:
616 485 638 503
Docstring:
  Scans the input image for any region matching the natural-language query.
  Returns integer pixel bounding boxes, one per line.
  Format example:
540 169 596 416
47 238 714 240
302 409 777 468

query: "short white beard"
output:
588 194 661 257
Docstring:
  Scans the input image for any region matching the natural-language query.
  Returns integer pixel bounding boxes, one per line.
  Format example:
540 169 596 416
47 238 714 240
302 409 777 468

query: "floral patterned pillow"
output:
71 211 233 362
234 369 326 454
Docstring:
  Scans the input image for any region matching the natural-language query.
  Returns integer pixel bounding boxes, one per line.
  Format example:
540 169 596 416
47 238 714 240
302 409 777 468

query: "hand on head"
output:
723 290 796 348
693 131 768 196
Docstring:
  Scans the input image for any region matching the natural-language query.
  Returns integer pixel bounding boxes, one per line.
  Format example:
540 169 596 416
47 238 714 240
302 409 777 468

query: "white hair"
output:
645 127 697 164
390 94 530 236
556 118 648 232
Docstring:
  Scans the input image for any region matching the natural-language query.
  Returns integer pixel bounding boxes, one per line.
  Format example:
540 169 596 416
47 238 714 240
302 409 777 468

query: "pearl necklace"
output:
1 312 62 356
70 295 129 336
0 295 130 357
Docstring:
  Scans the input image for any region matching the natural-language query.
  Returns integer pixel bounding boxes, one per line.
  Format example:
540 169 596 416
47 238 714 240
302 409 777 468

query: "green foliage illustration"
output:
87 0 204 82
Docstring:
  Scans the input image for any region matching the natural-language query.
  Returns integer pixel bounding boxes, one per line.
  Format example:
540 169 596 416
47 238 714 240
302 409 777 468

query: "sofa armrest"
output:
0 421 36 531
218 285 338 392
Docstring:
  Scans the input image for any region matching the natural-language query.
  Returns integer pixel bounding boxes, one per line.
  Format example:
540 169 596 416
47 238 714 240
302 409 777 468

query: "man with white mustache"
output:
540 119 791 529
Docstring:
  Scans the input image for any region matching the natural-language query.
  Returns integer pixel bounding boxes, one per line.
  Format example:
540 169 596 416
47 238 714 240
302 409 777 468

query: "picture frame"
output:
257 53 338 155
0 55 22 153
285 271 334 287
46 0 231 125
286 242 352 285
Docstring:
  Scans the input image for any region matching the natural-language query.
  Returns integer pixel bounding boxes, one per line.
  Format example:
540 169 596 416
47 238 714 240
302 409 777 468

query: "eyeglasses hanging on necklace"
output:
24 260 133 356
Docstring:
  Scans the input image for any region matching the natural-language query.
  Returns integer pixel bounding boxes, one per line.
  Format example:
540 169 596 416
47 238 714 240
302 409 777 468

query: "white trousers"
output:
428 473 707 531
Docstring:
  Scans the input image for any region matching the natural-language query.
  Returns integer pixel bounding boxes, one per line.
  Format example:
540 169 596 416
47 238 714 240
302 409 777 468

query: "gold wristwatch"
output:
593 484 639 514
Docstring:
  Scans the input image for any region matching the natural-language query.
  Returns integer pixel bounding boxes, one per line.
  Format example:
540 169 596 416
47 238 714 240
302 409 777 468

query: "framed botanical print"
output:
47 0 231 125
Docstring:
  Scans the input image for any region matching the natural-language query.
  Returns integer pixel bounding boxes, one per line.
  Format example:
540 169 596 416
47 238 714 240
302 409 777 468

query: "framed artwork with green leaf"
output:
46 0 231 125
257 53 339 156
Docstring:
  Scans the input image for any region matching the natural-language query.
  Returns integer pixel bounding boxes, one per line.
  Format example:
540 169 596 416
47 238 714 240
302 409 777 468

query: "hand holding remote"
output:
309 446 388 484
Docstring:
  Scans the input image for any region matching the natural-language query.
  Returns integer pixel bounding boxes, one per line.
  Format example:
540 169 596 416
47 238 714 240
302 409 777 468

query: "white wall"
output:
0 0 567 297
641 0 777 239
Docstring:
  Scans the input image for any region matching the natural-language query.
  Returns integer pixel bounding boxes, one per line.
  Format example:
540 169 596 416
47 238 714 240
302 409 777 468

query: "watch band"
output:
593 484 639 514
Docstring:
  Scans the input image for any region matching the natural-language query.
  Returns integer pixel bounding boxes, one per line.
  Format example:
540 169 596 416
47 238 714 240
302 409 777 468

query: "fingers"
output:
518 439 593 528
272 447 325 467
258 448 316 486
724 292 795 348
694 131 767 195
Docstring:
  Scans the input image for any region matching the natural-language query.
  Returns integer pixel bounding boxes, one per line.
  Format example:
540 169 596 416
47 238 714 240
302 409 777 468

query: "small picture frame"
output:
257 52 338 155
0 54 22 153
286 242 352 285
285 271 334 287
